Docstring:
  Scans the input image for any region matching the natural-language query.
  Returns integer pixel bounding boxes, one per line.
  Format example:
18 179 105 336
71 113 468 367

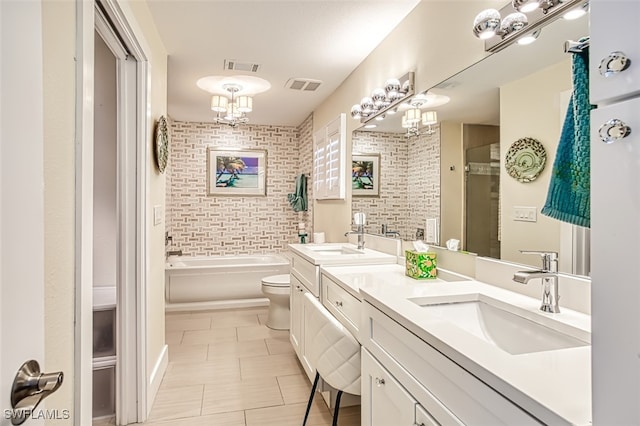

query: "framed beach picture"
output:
207 148 267 196
352 153 380 197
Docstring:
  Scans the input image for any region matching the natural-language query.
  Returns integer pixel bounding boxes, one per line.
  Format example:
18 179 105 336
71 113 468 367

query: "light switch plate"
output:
153 205 163 225
513 206 537 222
425 218 439 245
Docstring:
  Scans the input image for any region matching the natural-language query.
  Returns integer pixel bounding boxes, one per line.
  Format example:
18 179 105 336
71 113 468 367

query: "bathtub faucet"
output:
166 249 183 258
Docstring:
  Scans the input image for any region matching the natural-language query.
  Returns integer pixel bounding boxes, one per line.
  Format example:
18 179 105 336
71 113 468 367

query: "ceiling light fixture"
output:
197 75 271 127
351 72 415 124
403 110 438 138
473 0 588 53
210 84 251 127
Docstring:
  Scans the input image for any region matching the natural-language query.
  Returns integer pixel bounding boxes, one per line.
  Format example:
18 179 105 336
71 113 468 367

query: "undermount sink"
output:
409 294 589 355
304 245 363 255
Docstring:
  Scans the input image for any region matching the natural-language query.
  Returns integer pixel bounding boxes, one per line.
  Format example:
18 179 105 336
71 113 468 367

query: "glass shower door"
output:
465 143 500 258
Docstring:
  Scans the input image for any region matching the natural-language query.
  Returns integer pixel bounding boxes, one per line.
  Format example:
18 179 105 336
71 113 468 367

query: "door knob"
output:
10 360 63 425
599 119 631 144
599 51 631 77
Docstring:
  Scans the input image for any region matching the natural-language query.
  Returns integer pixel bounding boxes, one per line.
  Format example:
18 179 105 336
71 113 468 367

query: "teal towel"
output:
541 41 594 228
287 174 308 212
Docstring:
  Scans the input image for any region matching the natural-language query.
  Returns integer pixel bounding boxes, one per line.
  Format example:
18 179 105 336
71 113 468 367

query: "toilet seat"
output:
261 274 290 288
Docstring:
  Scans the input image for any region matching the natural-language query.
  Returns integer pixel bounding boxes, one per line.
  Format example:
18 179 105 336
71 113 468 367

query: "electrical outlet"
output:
416 228 425 240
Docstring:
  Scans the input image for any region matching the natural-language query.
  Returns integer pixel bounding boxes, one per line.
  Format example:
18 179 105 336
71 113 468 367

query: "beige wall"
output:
311 0 502 241
42 0 76 419
121 0 168 406
500 59 571 265
440 121 464 246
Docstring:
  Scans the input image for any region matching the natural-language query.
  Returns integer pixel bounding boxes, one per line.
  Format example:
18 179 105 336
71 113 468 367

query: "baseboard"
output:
165 298 269 312
147 344 168 416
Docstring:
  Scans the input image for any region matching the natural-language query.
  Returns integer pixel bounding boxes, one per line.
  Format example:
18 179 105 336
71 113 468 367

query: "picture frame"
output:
352 153 380 197
207 148 267 196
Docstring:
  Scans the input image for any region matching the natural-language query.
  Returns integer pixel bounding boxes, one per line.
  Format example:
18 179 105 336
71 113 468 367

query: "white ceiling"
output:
146 0 421 127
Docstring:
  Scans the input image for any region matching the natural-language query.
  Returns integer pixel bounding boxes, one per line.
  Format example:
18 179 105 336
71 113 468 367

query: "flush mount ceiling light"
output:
350 72 415 124
197 75 271 127
473 0 588 53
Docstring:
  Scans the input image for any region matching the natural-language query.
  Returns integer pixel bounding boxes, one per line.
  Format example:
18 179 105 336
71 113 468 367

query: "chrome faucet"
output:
345 212 366 250
513 250 560 313
344 227 365 250
381 224 400 238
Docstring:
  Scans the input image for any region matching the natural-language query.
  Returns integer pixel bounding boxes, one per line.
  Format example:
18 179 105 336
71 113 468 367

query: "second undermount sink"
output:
409 294 589 355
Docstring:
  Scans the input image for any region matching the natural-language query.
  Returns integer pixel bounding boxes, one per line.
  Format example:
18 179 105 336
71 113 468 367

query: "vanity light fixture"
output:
562 2 589 20
197 75 271 128
350 72 415 124
473 0 588 53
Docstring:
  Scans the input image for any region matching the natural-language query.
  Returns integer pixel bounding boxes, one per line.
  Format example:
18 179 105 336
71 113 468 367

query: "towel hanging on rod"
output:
564 36 590 54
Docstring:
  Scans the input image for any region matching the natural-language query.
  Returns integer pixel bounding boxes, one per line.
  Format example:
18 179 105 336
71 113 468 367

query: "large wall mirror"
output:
351 11 589 275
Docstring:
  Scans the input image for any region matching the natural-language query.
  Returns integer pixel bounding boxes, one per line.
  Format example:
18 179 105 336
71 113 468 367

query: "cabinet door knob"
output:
599 119 632 144
335 300 343 307
375 377 385 387
599 51 631 77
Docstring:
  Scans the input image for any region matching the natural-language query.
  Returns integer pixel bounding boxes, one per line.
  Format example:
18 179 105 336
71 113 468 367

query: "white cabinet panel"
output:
590 0 640 104
289 274 305 357
591 96 640 425
362 349 417 426
415 404 439 426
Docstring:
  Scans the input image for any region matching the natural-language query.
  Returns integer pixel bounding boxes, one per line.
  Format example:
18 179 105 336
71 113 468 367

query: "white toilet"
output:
261 274 291 330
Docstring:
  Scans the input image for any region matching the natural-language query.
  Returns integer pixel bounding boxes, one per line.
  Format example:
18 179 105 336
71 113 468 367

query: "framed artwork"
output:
207 148 267 196
352 153 380 197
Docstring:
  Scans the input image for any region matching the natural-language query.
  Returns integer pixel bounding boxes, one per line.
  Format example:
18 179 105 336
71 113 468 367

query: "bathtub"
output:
165 254 290 311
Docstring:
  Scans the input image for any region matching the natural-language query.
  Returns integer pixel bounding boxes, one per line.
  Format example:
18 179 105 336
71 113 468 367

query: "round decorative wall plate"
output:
154 116 169 173
504 137 546 183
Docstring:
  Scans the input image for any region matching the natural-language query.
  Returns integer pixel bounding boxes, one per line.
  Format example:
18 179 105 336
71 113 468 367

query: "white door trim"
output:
77 0 150 424
75 1 95 424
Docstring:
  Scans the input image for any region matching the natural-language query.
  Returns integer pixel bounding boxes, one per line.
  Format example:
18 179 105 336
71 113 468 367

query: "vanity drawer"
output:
416 404 439 426
321 273 361 338
363 302 542 425
291 252 319 296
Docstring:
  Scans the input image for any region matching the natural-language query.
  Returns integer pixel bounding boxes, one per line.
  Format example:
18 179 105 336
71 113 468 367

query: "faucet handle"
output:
519 250 558 272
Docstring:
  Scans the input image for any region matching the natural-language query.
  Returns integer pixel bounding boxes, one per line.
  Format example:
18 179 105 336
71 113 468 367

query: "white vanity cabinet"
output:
362 349 440 426
362 301 542 425
590 2 640 424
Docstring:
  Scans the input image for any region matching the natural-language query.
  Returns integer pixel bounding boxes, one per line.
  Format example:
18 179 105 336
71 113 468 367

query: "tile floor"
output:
95 307 360 425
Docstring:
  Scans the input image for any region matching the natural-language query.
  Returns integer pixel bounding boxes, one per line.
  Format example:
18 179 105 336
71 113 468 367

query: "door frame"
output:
76 0 150 424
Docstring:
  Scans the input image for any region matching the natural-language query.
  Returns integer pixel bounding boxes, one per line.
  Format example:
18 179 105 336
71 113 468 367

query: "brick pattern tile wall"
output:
407 126 441 243
351 127 441 242
166 121 307 256
352 131 411 239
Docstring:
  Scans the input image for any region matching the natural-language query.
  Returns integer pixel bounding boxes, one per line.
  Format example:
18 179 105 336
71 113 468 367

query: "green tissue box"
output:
405 250 437 279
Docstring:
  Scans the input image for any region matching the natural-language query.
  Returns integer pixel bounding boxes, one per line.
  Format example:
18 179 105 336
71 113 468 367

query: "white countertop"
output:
288 243 397 266
320 264 592 426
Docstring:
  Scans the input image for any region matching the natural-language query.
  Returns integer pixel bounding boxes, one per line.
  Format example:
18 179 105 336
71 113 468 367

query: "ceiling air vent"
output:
285 78 323 92
224 59 260 73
